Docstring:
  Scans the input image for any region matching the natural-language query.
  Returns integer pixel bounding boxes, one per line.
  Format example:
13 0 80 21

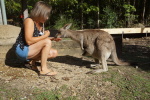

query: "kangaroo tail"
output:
111 49 130 66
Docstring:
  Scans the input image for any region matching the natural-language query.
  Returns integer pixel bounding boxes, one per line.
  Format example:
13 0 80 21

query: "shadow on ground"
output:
4 45 28 69
4 43 150 72
48 55 95 68
4 46 95 69
122 45 150 71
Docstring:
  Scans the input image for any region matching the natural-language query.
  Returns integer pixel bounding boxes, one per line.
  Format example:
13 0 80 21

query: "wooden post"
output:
146 31 148 37
0 7 3 25
122 31 124 39
0 0 7 25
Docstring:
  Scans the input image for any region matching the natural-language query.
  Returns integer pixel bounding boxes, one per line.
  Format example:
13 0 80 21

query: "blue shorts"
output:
15 44 30 61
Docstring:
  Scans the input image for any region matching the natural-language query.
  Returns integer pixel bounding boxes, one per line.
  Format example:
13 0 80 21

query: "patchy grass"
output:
103 67 150 100
32 86 78 100
0 66 149 100
0 38 150 100
0 82 23 100
0 84 78 100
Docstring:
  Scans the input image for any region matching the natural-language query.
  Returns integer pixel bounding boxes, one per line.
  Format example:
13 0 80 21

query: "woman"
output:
15 1 61 76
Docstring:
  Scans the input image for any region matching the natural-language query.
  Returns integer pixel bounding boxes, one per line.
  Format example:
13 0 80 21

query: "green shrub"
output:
53 15 79 30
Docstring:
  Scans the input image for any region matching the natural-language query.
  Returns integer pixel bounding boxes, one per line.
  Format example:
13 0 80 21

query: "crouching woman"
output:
14 1 60 76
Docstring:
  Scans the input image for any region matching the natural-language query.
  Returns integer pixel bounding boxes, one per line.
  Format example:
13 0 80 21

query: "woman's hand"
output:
44 30 50 37
50 37 62 42
54 38 62 42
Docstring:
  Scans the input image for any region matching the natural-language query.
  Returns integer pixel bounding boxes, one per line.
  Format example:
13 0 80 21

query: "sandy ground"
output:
0 37 150 99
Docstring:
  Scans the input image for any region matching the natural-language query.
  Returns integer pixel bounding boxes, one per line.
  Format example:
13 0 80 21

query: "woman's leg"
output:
48 48 58 59
27 38 57 75
30 48 58 71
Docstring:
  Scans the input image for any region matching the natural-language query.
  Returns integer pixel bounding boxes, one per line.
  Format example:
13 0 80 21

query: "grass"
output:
0 81 24 100
0 67 149 100
0 42 149 100
32 85 78 100
103 67 150 100
0 84 78 100
32 89 61 100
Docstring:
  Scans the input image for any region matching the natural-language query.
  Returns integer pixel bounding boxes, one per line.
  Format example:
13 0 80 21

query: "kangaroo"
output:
56 23 130 73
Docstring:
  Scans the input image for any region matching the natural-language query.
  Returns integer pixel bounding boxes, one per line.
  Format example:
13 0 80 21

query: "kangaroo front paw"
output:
82 51 90 56
82 52 87 56
90 64 100 67
81 47 84 50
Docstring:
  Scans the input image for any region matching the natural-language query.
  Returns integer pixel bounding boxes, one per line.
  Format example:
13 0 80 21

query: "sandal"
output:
24 61 39 71
39 71 57 76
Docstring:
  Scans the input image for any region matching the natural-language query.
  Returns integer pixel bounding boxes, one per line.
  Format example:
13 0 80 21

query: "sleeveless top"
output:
14 19 43 50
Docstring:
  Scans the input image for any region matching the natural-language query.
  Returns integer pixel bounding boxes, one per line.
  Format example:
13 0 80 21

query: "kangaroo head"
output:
55 23 72 38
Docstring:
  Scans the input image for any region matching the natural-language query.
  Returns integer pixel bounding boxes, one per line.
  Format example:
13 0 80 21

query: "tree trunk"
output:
97 0 100 28
81 0 84 29
128 0 131 27
0 0 7 25
81 11 83 29
142 0 146 24
133 0 136 7
0 7 3 25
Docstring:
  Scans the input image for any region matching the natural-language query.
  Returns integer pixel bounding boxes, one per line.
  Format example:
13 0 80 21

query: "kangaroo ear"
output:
63 23 72 30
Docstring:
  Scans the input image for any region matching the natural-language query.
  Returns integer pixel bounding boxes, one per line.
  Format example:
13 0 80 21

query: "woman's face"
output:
40 17 49 23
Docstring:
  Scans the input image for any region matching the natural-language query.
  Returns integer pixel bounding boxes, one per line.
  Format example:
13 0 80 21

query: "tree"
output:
123 4 138 27
4 0 150 28
142 0 146 24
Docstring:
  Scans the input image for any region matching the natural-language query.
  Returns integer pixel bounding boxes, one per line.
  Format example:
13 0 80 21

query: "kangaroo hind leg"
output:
100 50 111 72
87 51 111 74
90 58 100 67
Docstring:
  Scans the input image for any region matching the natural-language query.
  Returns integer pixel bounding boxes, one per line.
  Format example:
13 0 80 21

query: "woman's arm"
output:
24 18 50 45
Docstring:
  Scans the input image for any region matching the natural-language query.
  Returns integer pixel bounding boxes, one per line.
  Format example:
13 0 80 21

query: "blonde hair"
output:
30 1 52 22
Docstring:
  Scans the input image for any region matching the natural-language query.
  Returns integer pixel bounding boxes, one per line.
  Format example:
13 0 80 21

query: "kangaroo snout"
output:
55 33 62 38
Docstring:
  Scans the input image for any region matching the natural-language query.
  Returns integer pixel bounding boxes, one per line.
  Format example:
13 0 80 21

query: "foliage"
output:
102 6 118 28
123 4 138 27
4 0 150 28
5 0 21 19
5 0 21 15
52 15 79 30
79 2 99 14
87 18 95 28
5 0 22 26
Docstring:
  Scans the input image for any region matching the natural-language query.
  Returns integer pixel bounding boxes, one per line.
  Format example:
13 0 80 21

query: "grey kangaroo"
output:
56 23 130 73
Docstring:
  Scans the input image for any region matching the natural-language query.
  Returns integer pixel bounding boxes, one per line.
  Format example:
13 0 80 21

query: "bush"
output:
53 15 79 30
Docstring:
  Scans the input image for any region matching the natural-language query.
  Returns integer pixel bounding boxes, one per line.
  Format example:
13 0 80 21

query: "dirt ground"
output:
0 37 150 100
